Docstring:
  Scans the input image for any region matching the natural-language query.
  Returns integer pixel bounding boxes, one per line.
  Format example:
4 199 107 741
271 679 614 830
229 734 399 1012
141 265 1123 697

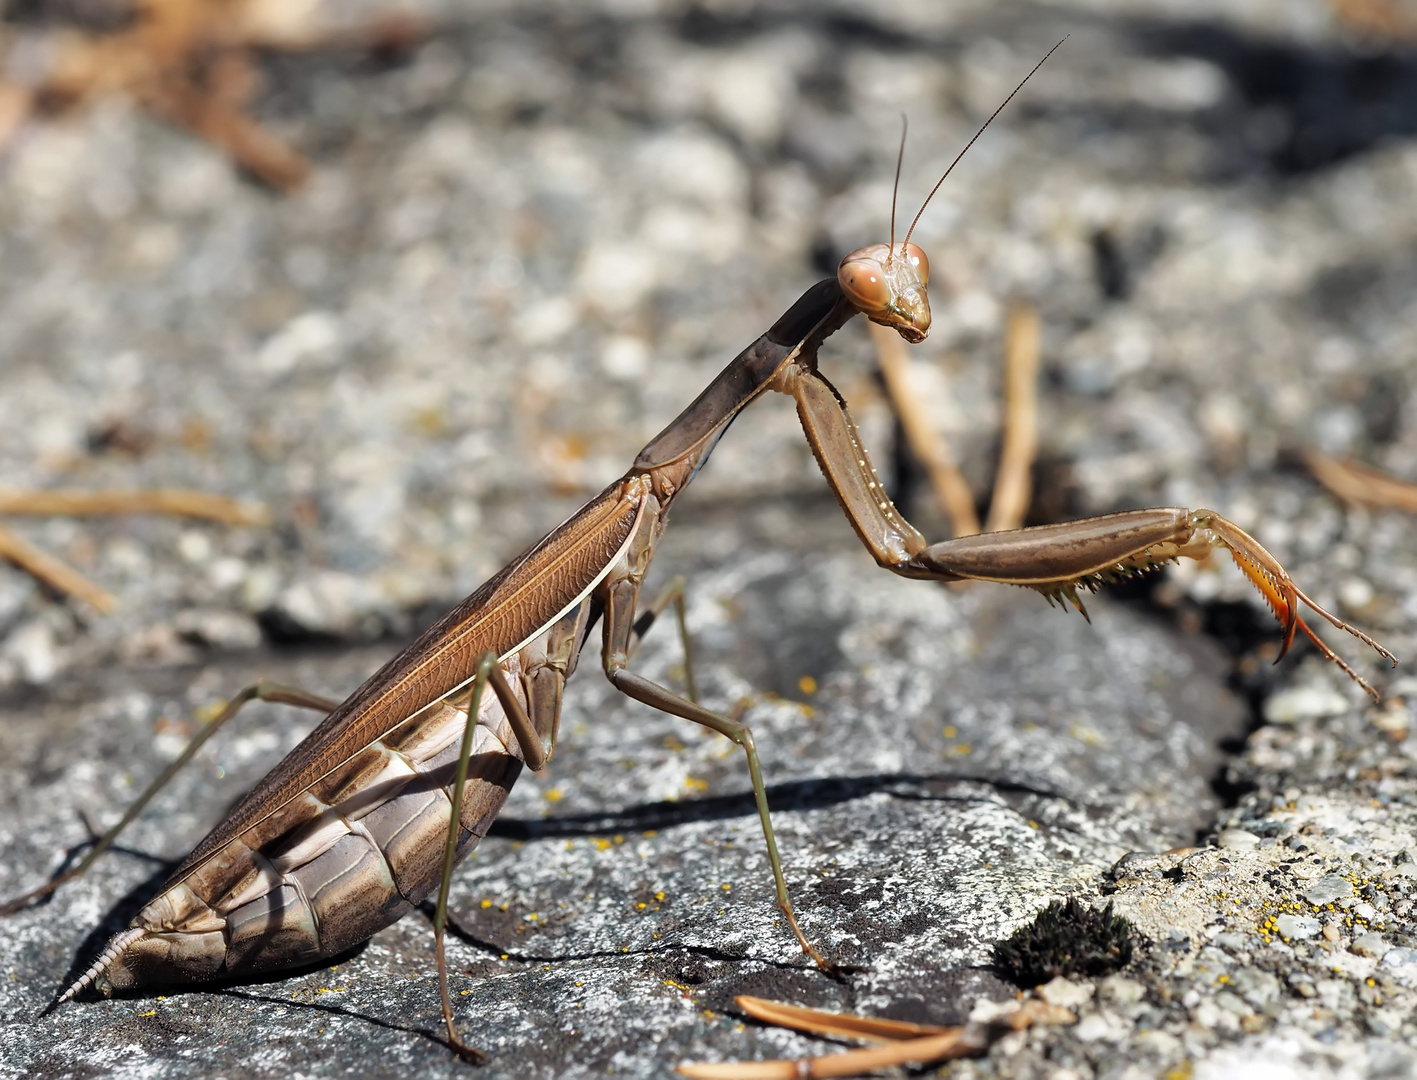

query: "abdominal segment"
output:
96 686 524 992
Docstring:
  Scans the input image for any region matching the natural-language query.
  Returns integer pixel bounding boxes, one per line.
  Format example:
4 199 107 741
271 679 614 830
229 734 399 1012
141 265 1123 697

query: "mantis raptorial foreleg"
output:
782 358 1396 697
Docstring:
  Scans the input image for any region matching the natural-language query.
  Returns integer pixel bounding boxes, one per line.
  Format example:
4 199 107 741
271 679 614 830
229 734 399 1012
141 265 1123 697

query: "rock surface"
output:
1 1 1416 1077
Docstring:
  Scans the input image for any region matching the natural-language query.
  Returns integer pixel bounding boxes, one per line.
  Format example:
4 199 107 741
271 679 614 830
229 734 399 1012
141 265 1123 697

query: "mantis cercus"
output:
2 44 1396 1063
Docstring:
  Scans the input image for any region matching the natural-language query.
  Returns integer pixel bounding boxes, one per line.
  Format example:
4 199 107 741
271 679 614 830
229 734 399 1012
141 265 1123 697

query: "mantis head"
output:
838 242 931 343
837 38 1064 348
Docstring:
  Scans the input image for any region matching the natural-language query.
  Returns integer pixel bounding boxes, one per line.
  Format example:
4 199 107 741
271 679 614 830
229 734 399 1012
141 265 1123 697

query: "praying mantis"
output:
1 43 1396 1066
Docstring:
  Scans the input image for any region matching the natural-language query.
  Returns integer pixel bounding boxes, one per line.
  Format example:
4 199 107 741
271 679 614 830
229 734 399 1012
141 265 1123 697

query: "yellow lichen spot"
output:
953 744 972 755
636 902 647 910
655 891 665 902
500 954 509 960
614 835 624 844
798 676 818 696
1027 820 1041 829
943 725 958 739
481 898 493 909
412 405 448 436
138 1010 156 1018
527 913 539 922
644 830 658 838
593 837 613 851
545 788 564 803
721 883 732 891
684 777 709 793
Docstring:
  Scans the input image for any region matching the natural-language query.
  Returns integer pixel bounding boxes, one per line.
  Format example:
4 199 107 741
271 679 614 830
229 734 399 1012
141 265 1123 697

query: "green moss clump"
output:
993 898 1136 986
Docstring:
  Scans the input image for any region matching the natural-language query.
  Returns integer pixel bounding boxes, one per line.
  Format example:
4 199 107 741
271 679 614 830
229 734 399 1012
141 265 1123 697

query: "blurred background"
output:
0 0 1415 693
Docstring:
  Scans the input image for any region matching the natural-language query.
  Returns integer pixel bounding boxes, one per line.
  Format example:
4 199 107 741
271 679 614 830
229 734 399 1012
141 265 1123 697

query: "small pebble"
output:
1218 828 1260 849
1263 684 1351 724
177 529 213 564
1352 932 1388 958
1275 914 1320 939
1073 1013 1118 1042
173 608 263 650
1215 991 1251 1017
1231 968 1279 1007
1099 976 1145 1005
3 620 59 684
1190 999 1221 1029
1037 976 1093 1009
1303 875 1355 906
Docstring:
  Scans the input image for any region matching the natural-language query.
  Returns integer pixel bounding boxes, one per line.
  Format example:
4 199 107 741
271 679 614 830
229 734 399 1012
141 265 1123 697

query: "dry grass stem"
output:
674 1029 979 1079
733 996 951 1042
0 522 117 613
676 995 1081 1078
0 0 424 188
869 321 981 537
0 488 271 526
1330 0 1417 40
1304 451 1417 514
984 302 1040 533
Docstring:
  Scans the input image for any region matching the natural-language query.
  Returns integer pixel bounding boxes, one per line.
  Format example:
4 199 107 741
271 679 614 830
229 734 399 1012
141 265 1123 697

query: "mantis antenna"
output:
901 36 1068 253
888 114 907 265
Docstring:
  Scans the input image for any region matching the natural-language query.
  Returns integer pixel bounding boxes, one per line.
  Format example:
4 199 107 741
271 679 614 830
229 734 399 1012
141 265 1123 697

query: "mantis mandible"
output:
2 42 1395 1063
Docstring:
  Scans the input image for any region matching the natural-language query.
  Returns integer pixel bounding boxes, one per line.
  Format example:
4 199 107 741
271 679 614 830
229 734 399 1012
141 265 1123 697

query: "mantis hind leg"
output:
430 650 560 1062
0 682 338 916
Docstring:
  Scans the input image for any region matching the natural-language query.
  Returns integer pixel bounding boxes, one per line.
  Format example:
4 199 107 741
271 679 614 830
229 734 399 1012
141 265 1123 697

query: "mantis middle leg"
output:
599 564 830 969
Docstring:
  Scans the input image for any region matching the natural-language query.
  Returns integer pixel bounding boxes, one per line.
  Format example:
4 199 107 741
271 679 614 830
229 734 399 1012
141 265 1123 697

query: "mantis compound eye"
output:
837 246 893 315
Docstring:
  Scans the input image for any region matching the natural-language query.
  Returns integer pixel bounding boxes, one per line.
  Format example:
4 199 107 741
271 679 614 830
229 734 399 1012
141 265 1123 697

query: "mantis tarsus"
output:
2 42 1396 1064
